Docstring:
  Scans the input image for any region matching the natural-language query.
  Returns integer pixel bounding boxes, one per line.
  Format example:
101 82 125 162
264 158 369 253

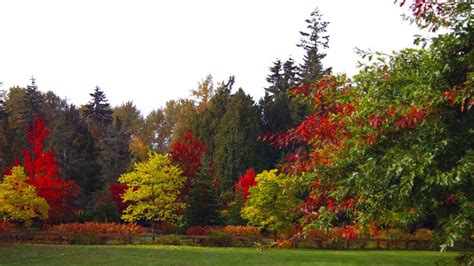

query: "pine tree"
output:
185 159 222 227
99 119 131 185
214 89 267 191
50 104 102 203
0 85 8 172
297 8 330 84
82 86 113 142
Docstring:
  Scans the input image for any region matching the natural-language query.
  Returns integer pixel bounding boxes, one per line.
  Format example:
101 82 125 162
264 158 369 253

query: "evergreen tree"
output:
192 76 234 159
0 86 8 172
214 89 267 191
297 8 330 84
98 119 131 185
49 104 102 203
185 159 222 227
82 86 113 142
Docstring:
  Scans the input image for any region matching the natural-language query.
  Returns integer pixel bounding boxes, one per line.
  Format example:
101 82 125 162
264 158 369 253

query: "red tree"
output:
170 131 206 196
22 116 79 223
234 168 256 200
109 183 129 213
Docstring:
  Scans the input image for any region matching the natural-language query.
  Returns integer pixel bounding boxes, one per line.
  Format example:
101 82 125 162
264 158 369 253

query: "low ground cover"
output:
0 244 457 265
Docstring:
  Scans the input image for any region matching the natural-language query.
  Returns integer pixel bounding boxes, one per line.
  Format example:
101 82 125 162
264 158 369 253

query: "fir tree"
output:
99 119 131 185
82 86 113 142
297 8 330 84
185 159 222 227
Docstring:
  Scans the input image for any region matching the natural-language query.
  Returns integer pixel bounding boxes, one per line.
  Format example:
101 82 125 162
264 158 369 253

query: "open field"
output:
0 244 458 265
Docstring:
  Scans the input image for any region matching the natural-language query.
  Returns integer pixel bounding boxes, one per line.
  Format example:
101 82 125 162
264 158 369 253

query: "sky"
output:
0 0 429 115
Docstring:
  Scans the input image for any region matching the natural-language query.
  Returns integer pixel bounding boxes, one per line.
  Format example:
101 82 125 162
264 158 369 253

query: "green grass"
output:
0 244 457 265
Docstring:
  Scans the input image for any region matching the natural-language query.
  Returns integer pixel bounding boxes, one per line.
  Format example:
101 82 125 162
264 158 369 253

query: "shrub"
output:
186 226 212 236
217 226 260 239
414 228 433 240
47 222 144 244
205 231 232 247
0 220 12 231
156 234 182 245
157 221 179 234
48 222 144 235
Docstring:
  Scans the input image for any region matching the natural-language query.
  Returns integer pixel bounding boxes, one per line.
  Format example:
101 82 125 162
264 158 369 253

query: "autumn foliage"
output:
170 131 206 196
234 168 256 200
21 117 79 223
47 222 144 235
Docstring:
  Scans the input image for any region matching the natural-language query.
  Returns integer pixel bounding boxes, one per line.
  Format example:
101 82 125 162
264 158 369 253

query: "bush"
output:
47 222 145 244
0 220 12 231
217 226 260 239
156 234 182 245
414 228 432 240
205 231 232 247
157 222 179 234
186 226 212 236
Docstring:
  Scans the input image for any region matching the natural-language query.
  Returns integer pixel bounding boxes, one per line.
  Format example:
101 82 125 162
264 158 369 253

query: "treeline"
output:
0 8 329 224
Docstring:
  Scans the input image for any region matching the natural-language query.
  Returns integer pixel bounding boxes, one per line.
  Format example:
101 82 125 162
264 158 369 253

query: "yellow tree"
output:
242 169 304 238
0 166 49 226
118 152 186 231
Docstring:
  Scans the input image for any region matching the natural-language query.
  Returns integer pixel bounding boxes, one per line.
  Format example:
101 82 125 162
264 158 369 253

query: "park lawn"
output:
0 244 457 266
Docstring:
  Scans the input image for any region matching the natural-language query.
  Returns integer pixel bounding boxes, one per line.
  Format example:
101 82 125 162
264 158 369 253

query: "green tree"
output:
242 169 303 237
214 89 267 191
99 120 132 185
0 166 49 226
185 160 222 227
297 8 330 84
118 152 186 230
82 86 113 142
50 104 102 203
0 86 8 172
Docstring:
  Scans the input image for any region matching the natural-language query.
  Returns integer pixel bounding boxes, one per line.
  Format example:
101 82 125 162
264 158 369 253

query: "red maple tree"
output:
21 116 79 223
170 131 206 196
234 168 256 200
109 183 129 213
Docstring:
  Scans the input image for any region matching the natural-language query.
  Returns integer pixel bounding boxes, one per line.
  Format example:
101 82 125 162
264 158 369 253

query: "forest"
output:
0 0 472 252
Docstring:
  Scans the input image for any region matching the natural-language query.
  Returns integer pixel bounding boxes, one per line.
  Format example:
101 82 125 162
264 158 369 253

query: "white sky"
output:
0 0 427 115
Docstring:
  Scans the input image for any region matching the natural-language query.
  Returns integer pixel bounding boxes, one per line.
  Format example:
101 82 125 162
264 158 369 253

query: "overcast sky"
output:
0 0 428 114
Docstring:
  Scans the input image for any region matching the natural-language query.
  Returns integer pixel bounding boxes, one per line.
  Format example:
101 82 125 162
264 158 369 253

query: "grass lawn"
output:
0 244 457 265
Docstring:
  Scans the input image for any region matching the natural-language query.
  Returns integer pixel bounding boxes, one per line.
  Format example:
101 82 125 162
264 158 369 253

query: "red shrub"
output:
216 226 260 239
186 226 212 236
47 222 144 235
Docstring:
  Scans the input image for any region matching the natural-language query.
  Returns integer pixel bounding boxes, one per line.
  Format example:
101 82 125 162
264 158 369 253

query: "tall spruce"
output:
82 86 113 142
297 8 330 84
49 104 102 203
214 89 267 192
0 85 7 172
192 76 234 159
185 159 222 227
98 119 131 185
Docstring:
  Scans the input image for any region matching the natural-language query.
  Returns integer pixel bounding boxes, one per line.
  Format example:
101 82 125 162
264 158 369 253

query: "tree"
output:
49 104 102 203
192 75 215 113
192 76 234 159
99 120 131 185
170 131 206 198
82 86 113 142
242 169 304 237
214 88 267 191
118 152 186 230
185 159 222 227
0 86 8 172
0 166 49 226
297 8 330 84
112 101 145 139
234 168 257 201
21 116 79 223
